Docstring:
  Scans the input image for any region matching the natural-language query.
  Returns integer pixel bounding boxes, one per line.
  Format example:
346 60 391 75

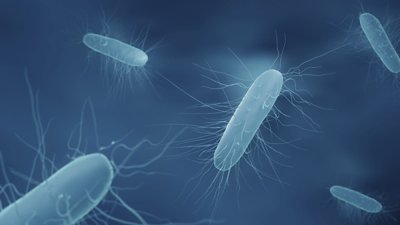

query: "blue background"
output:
0 0 400 224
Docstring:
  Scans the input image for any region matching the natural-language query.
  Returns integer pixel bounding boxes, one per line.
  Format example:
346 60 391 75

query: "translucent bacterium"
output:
0 153 113 225
213 69 283 171
359 12 400 73
83 33 148 67
330 185 383 213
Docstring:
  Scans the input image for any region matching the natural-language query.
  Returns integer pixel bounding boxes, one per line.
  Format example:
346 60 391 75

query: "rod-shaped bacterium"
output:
83 33 148 67
359 12 400 73
213 69 283 171
0 153 114 225
330 185 383 213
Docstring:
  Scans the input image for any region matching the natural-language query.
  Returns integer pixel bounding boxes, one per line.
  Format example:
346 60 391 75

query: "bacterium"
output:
359 12 400 74
0 153 113 225
83 33 148 67
330 185 383 213
0 72 215 225
213 69 283 171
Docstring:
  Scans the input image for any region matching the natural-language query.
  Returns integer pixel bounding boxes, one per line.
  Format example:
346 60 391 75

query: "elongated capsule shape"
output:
359 12 400 73
330 185 383 213
83 33 148 67
0 153 114 225
213 69 283 171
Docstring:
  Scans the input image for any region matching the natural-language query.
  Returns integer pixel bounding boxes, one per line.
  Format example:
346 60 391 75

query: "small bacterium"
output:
83 33 148 67
330 185 383 213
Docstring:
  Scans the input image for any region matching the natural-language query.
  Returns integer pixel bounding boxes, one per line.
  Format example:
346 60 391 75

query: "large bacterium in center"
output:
213 69 283 171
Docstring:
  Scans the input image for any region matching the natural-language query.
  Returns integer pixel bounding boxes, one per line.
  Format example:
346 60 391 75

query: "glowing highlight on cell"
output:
0 153 113 225
83 33 148 67
213 69 283 171
359 12 400 73
330 185 383 213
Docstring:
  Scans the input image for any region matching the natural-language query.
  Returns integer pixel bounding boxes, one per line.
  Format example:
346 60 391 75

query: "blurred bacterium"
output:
360 12 400 73
330 185 383 213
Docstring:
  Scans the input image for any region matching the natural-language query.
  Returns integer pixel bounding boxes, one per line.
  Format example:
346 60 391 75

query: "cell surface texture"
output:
83 33 148 67
213 69 283 172
0 153 114 225
330 185 383 213
359 12 400 73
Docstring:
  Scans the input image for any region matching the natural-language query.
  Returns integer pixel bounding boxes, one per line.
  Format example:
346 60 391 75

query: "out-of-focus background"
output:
1 0 400 224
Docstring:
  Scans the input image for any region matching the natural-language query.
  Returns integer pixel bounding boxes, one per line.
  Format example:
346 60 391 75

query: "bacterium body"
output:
213 69 283 171
330 185 383 213
359 12 400 74
0 153 113 225
83 33 148 67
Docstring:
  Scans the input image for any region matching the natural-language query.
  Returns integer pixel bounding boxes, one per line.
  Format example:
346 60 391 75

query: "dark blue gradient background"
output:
0 0 400 224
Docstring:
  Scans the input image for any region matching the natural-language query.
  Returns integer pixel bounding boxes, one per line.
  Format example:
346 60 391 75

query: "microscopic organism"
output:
0 153 113 225
360 12 400 74
82 31 153 95
330 185 383 213
213 69 283 171
83 33 148 67
176 46 321 207
0 72 215 225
